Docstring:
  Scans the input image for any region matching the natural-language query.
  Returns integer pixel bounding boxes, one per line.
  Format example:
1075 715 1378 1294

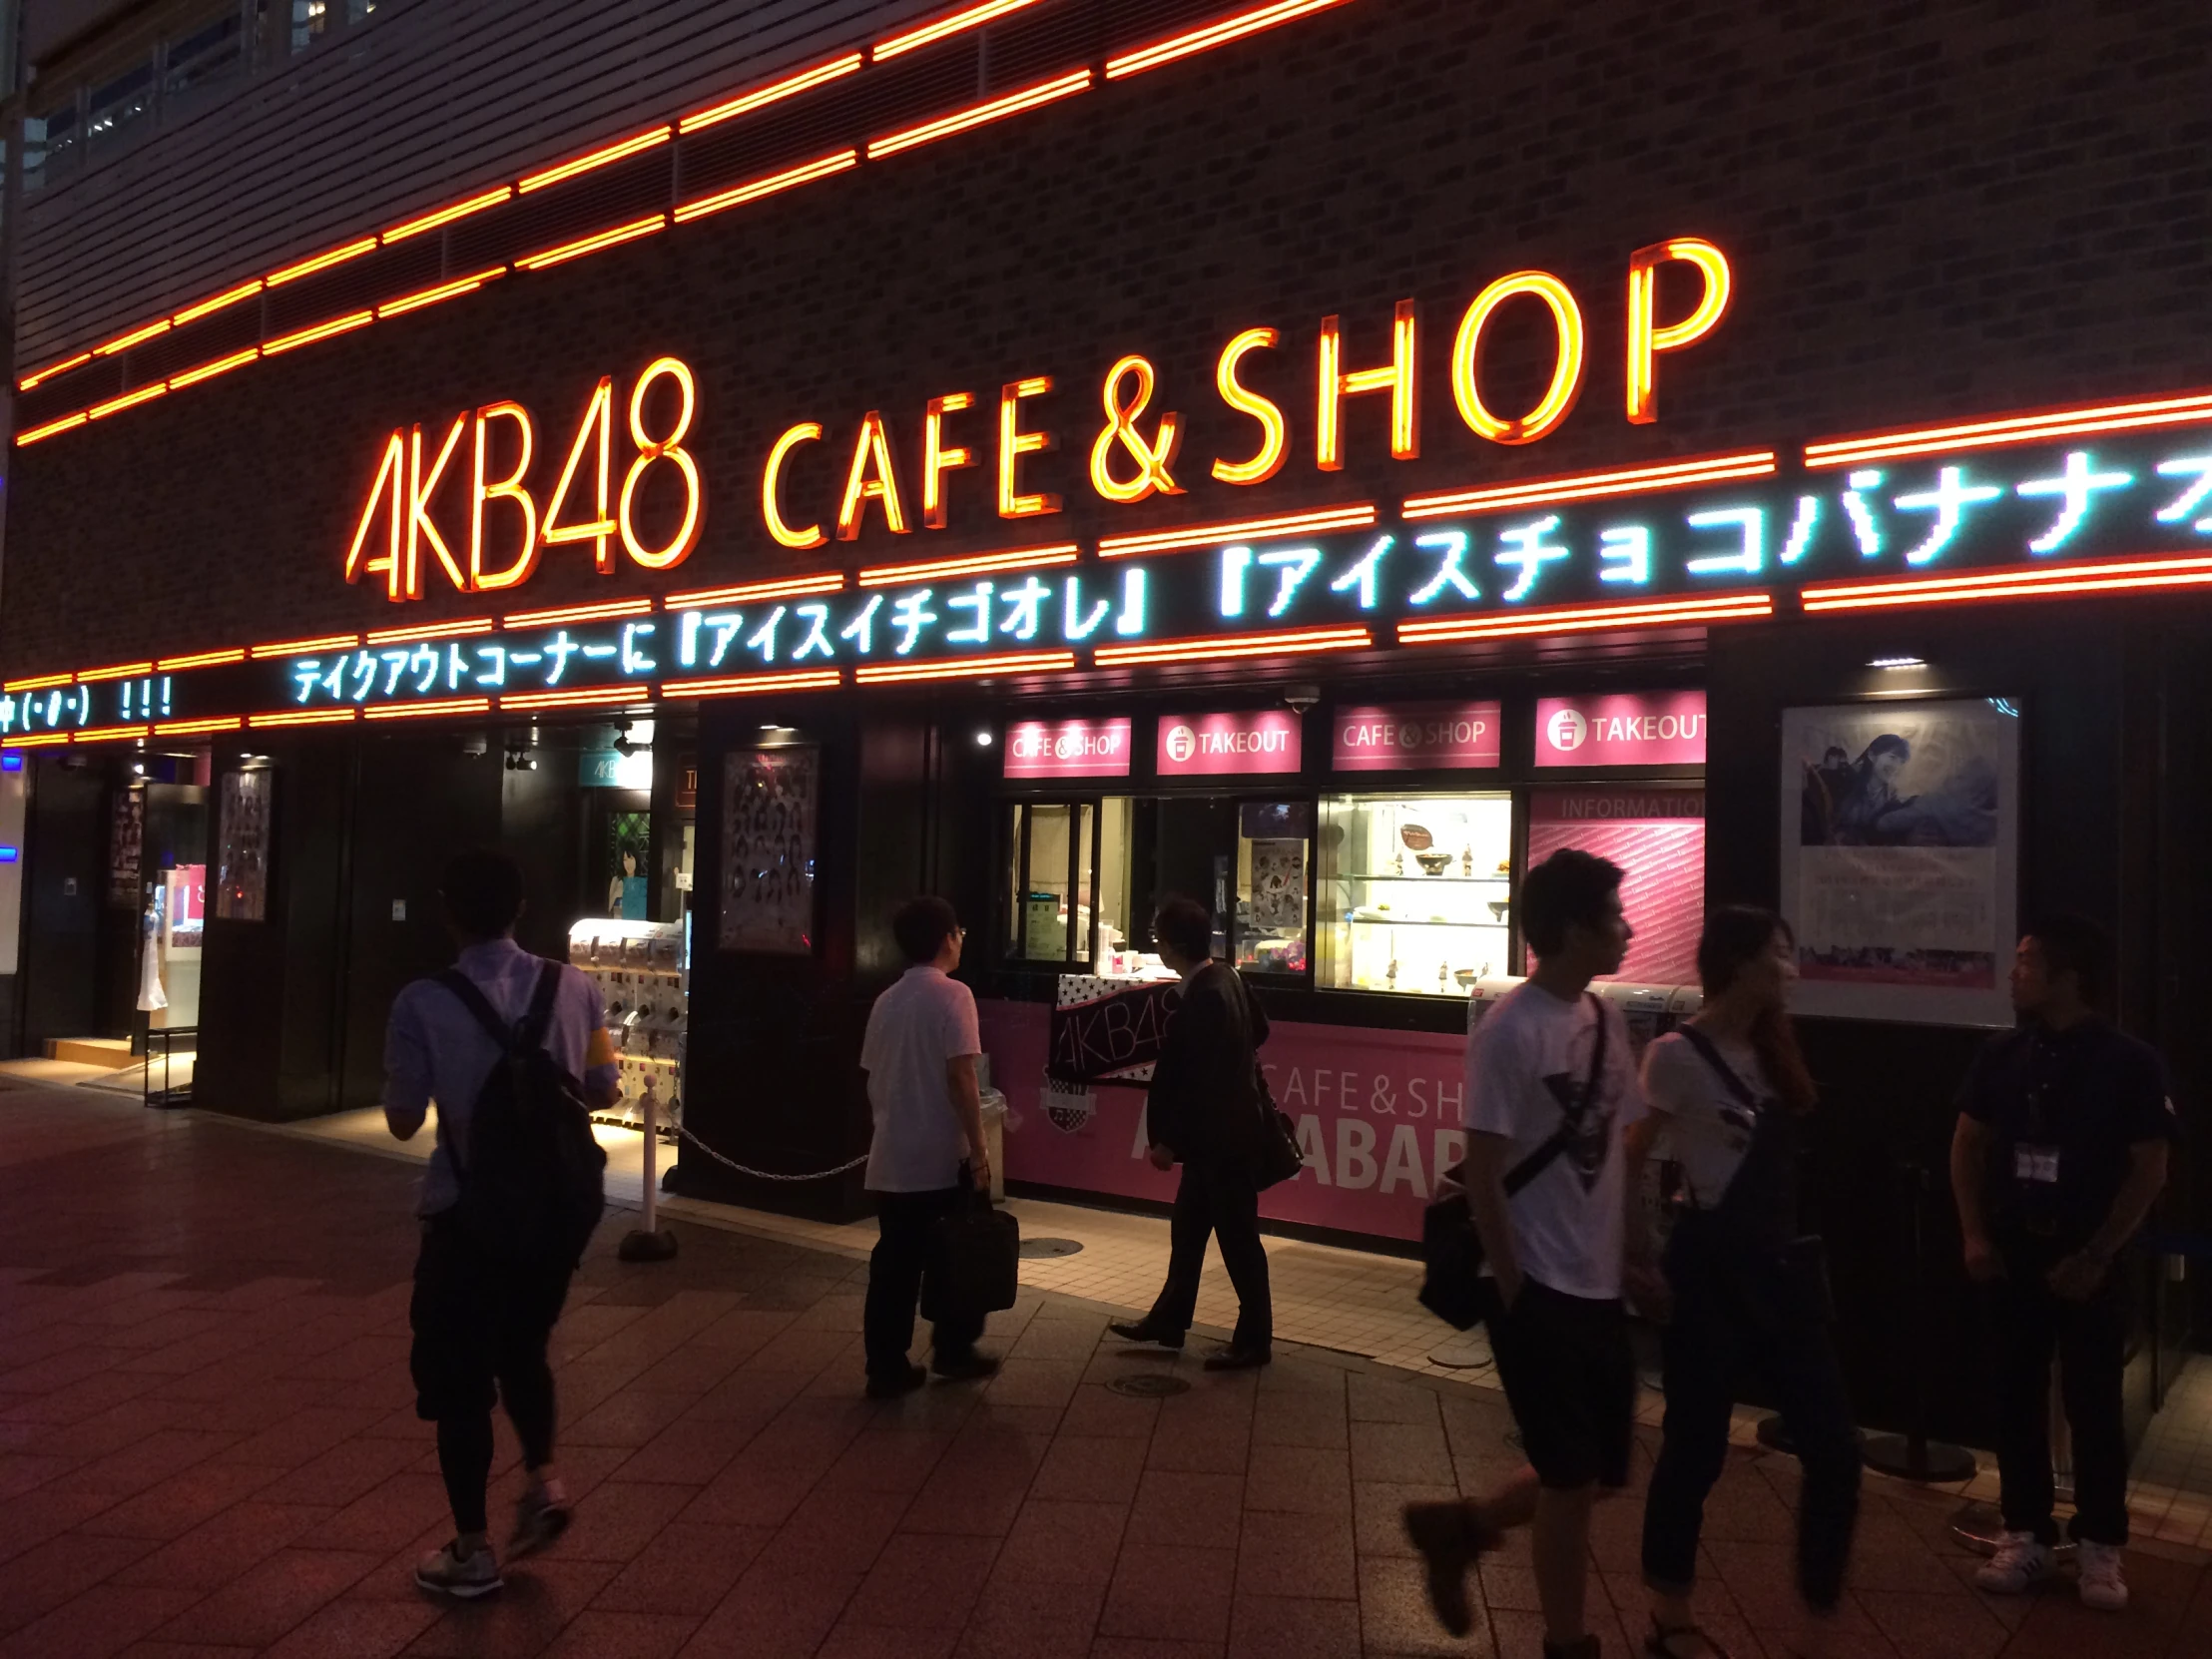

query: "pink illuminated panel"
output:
1003 717 1133 780
1533 691 1707 768
1526 789 1705 983
1332 700 1501 772
1156 710 1302 777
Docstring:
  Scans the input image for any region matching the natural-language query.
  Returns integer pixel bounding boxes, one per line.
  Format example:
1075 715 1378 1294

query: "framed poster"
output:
719 747 819 953
1781 698 2019 1026
214 769 272 922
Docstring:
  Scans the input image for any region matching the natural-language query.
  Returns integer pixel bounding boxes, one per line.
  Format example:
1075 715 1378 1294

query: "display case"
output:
1317 792 1514 996
568 917 687 1128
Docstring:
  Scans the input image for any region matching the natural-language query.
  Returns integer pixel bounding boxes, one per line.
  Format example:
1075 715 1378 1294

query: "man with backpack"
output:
384 848 615 1598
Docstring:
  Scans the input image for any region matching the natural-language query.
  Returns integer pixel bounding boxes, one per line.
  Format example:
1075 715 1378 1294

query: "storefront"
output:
1 0 2205 1454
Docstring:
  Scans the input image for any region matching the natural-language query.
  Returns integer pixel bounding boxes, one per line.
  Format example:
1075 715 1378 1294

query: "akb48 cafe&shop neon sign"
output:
15 236 2212 743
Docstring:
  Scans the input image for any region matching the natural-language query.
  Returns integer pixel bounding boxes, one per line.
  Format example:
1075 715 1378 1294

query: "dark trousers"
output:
1642 1224 1861 1604
1145 1156 1272 1352
864 1187 985 1379
408 1215 571 1537
1992 1237 2130 1545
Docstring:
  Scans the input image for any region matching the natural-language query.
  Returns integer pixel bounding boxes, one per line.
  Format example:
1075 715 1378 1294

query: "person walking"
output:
1629 907 1861 1656
1108 894 1274 1370
1950 916 2175 1612
1403 849 1655 1659
384 849 618 1598
858 895 1000 1398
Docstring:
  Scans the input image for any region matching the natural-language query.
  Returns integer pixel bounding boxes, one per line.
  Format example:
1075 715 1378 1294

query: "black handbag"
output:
1228 969 1305 1190
1418 993 1607 1331
920 1166 1020 1322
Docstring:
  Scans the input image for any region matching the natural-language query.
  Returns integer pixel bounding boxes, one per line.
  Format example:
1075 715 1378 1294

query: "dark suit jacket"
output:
1146 960 1269 1165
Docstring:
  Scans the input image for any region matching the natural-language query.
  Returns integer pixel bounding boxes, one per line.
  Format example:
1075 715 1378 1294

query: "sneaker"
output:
2075 1540 2128 1611
930 1349 1002 1382
866 1363 927 1399
1973 1530 2054 1594
1402 1499 1498 1637
507 1477 571 1560
415 1538 502 1599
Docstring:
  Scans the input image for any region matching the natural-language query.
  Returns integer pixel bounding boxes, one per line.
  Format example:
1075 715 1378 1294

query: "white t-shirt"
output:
1640 1030 1769 1211
1463 983 1645 1300
859 965 982 1193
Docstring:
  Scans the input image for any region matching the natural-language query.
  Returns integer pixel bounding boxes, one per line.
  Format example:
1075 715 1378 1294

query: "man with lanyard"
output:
1950 915 2175 1612
1402 849 1660 1659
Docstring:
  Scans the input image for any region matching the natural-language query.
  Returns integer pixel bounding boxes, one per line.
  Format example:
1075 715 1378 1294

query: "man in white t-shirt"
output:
857 895 998 1398
1404 849 1658 1659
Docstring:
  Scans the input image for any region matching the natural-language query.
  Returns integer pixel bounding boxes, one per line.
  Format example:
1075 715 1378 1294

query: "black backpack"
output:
437 958 609 1269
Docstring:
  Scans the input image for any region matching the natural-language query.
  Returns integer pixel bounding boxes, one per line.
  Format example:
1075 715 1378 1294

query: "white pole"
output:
640 1087 659 1234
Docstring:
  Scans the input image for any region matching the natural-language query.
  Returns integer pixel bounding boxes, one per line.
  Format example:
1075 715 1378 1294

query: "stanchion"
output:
619 1088 678 1263
1862 1161 1975 1481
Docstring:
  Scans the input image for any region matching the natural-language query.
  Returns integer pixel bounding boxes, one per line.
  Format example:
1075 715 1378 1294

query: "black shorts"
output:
1488 1278 1636 1490
408 1214 573 1421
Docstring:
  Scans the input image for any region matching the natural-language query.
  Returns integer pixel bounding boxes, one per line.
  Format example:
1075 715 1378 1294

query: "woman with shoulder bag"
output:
1628 907 1860 1659
1107 895 1275 1371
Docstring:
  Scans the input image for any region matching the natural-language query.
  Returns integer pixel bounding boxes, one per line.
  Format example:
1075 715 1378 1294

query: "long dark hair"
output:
1695 905 1817 1114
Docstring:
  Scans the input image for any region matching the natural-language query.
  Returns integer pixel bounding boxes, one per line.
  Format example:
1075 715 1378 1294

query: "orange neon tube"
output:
18 350 93 391
1626 238 1732 424
3 672 75 692
363 618 496 645
362 698 492 721
1450 273 1584 446
381 186 514 244
73 725 150 744
155 717 244 736
15 411 89 447
866 70 1092 161
499 687 639 712
157 648 247 671
1402 451 1779 520
251 634 360 659
1106 0 1355 80
1397 592 1773 645
1094 625 1371 667
1097 503 1377 558
172 278 265 326
249 707 358 727
501 598 654 629
517 127 672 194
513 216 667 272
88 384 168 421
76 661 156 682
660 669 843 698
855 651 1075 684
665 573 845 608
379 269 506 320
267 236 379 287
858 544 1080 588
873 0 1039 60
1805 389 2212 468
264 310 374 356
168 348 262 390
93 318 171 356
3 733 72 748
674 151 859 225
679 52 864 133
1800 553 2212 612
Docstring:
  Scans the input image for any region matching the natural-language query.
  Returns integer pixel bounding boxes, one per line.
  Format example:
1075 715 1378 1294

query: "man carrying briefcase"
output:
858 895 1003 1399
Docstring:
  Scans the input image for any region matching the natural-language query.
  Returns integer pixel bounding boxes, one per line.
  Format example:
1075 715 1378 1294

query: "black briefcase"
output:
921 1179 1020 1322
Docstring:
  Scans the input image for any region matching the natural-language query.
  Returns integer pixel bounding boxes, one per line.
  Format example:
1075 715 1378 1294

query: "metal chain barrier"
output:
669 1117 869 1182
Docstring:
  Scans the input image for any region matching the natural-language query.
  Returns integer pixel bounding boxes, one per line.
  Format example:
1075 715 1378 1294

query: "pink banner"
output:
981 998 1467 1243
1156 710 1302 777
1332 701 1502 772
1533 691 1707 768
1004 717 1133 780
1525 790 1705 984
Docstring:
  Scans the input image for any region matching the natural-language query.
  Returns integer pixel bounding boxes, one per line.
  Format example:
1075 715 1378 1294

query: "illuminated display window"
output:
1317 793 1513 996
1003 798 1133 969
1235 801 1312 977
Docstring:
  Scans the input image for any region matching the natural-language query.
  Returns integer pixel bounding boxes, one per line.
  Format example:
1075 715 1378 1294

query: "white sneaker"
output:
415 1538 502 1598
508 1477 571 1560
2075 1540 2128 1611
1974 1530 2054 1594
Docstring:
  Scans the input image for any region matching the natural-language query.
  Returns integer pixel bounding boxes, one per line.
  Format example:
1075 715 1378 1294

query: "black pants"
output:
1145 1156 1272 1352
1642 1224 1861 1604
864 1187 985 1380
1991 1236 2130 1545
408 1215 572 1537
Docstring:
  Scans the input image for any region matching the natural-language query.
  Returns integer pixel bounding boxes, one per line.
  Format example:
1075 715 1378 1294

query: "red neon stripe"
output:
1401 451 1779 519
1806 390 2212 468
679 52 864 134
249 707 359 727
859 544 1080 587
498 687 642 712
1397 592 1773 644
664 574 845 607
865 71 1093 161
1106 0 1357 79
660 669 842 698
1093 626 1371 666
873 0 1041 61
362 698 492 721
502 599 654 629
1098 504 1376 559
362 617 496 645
855 651 1075 683
1801 553 2212 612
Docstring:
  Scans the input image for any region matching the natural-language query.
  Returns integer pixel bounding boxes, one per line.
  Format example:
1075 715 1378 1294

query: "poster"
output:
1247 837 1307 933
718 747 818 954
214 769 271 922
1780 698 2019 1026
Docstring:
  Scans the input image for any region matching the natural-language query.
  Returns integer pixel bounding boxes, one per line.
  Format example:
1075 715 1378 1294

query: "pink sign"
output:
1534 691 1707 768
1526 790 1705 984
1004 717 1132 779
1529 789 1704 823
980 998 1467 1243
1156 710 1302 776
1333 701 1501 772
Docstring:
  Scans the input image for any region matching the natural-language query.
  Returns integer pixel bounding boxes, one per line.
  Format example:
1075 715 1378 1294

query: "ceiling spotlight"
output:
1868 655 1926 671
973 728 994 747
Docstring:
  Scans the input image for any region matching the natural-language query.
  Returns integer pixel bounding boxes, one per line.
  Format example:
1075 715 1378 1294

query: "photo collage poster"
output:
719 747 819 953
214 769 271 922
1780 697 2020 1026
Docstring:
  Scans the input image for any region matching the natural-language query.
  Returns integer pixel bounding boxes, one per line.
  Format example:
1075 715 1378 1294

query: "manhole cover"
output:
1106 1374 1191 1398
1018 1237 1084 1259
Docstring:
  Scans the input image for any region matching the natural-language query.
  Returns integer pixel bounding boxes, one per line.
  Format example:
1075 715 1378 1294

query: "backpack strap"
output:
519 958 564 1049
1677 1023 1761 1111
437 967 517 1050
435 956 562 1058
1499 991 1611 1196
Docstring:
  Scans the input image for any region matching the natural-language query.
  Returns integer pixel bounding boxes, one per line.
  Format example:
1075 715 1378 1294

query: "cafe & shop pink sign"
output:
1533 691 1707 768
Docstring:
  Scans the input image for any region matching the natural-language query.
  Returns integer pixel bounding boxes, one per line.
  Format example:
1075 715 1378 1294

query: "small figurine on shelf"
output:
1461 845 1473 876
1385 956 1399 989
1437 960 1448 990
1392 847 1404 874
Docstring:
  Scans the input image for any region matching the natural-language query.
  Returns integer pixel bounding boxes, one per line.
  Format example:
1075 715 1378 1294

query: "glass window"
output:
1003 798 1136 969
348 0 379 20
25 99 81 191
1234 801 1311 977
1317 792 1513 995
86 62 155 149
291 0 332 53
164 14 246 100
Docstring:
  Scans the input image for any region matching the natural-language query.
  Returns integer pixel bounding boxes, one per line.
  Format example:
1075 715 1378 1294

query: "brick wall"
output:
8 0 2211 675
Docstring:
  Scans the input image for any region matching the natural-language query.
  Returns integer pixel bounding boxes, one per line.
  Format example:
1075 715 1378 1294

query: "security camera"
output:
1281 684 1321 714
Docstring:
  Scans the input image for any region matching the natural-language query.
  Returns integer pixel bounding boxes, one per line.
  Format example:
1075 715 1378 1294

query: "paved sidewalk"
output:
0 1083 2205 1658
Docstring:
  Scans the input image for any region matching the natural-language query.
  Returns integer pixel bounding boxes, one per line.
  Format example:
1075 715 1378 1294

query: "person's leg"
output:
1143 1162 1214 1335
1205 1160 1273 1353
436 1415 495 1534
2057 1275 2131 1546
1762 1314 1862 1608
862 1192 929 1381
1532 1482 1599 1647
1991 1268 2062 1544
1642 1269 1735 1618
408 1220 497 1546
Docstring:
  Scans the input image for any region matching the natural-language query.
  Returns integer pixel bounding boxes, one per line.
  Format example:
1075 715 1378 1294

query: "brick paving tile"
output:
0 1084 2204 1659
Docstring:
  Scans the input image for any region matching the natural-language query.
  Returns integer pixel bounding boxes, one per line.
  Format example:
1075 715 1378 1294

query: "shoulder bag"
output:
1227 967 1306 1190
1417 992 1607 1331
